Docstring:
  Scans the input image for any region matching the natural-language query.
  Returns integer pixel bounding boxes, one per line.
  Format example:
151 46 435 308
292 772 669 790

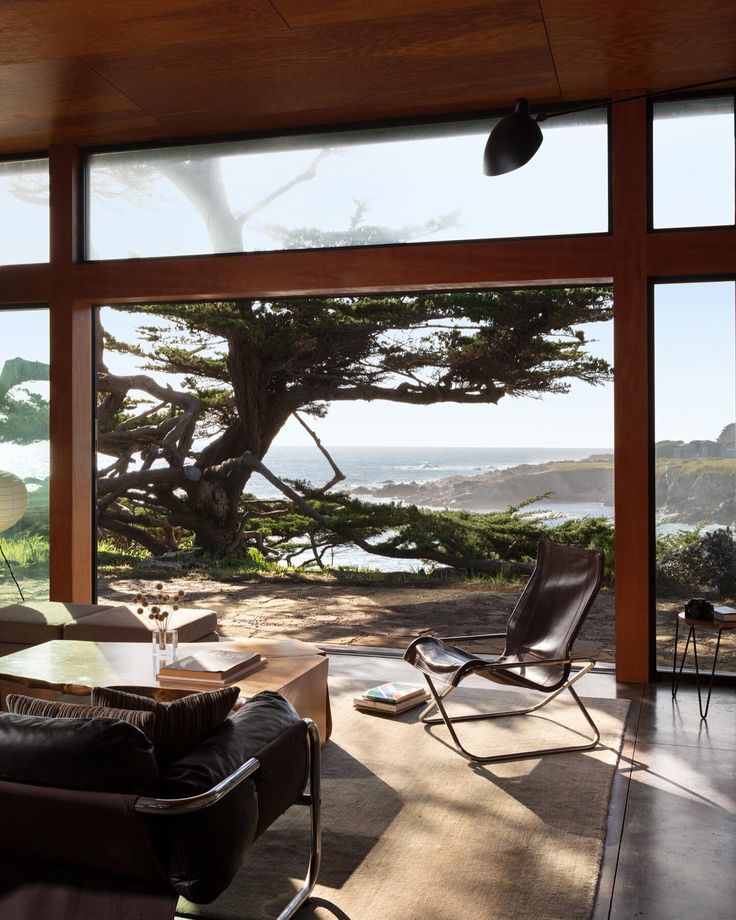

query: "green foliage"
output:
656 527 736 598
0 357 50 445
0 534 49 569
717 422 735 445
193 548 279 576
97 538 151 568
0 390 49 444
97 539 279 578
111 288 613 440
250 489 616 581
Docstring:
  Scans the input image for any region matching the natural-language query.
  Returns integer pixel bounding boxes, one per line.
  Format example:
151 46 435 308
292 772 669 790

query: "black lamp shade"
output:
483 98 544 176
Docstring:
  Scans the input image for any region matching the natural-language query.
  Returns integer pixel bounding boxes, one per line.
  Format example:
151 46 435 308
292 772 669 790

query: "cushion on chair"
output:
6 694 156 737
0 602 110 644
0 711 159 794
159 691 306 904
404 636 567 690
404 636 490 686
92 685 240 764
63 605 218 642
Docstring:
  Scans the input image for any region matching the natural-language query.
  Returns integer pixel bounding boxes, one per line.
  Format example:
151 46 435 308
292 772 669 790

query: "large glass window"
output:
88 111 608 260
0 308 49 603
0 159 50 265
653 96 735 229
654 282 736 674
95 288 614 656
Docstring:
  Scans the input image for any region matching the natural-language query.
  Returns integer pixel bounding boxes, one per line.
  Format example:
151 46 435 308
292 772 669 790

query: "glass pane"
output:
96 288 614 659
0 159 50 265
88 112 608 260
0 308 50 603
653 96 735 228
654 282 736 674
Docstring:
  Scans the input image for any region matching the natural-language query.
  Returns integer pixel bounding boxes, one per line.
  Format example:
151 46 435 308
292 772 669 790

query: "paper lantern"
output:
0 471 28 533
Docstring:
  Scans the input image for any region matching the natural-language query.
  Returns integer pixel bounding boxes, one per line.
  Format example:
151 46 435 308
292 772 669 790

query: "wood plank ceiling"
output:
0 0 734 155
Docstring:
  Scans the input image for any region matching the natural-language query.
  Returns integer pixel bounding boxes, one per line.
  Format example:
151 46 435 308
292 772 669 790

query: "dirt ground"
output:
98 572 618 662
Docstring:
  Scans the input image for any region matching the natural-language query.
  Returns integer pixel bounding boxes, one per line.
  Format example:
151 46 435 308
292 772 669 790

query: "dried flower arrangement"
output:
134 584 186 650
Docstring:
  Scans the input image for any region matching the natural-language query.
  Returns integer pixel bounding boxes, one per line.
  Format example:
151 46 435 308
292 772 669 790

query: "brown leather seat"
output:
404 539 604 763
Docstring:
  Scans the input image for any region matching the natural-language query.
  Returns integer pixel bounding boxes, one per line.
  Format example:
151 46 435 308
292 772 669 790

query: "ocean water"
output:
255 444 611 495
3 442 614 571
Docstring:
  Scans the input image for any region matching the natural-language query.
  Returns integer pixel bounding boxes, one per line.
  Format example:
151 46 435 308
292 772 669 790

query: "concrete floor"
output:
324 649 736 920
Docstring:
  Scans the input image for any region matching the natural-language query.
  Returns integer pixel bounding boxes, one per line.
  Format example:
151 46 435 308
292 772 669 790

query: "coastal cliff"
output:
351 454 735 524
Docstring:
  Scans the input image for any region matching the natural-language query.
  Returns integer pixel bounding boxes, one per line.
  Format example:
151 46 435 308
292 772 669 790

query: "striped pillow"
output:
6 694 155 740
91 685 240 763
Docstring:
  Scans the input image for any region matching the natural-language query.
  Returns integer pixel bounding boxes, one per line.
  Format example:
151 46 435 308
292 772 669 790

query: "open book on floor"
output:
354 681 430 715
157 649 267 686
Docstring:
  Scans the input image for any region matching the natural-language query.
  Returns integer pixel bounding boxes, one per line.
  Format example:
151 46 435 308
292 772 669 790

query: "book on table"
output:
157 649 267 685
713 605 736 621
354 681 429 715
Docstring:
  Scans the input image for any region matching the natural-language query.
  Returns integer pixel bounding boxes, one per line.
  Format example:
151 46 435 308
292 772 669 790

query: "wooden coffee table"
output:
0 639 331 741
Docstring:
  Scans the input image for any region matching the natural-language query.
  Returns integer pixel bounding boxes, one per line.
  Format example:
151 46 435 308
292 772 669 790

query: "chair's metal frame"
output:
418 634 600 764
135 718 322 920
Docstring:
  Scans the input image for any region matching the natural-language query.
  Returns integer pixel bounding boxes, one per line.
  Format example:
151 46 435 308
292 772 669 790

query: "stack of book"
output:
714 605 736 624
157 649 267 687
353 682 430 716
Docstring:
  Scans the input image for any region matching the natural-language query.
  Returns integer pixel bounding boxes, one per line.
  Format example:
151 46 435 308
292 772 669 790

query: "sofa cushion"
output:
160 692 306 904
0 711 159 794
63 605 218 643
92 685 239 764
6 694 156 739
0 602 110 645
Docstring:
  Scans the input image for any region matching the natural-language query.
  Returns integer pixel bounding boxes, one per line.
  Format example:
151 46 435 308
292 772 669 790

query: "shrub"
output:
656 527 736 597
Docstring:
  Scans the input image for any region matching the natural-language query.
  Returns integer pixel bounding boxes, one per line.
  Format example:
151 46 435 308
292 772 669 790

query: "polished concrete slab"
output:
325 651 736 920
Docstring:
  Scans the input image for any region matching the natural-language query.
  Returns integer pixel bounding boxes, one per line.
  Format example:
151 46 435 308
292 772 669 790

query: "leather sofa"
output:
0 691 321 920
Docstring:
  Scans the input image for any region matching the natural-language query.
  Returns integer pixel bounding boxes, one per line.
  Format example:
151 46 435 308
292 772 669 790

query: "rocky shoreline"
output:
350 453 735 524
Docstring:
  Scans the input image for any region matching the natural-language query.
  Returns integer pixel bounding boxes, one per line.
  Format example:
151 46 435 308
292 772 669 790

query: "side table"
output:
671 611 736 719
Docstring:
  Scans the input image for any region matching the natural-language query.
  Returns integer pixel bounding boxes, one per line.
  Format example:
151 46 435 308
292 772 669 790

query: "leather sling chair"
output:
0 692 321 920
404 539 604 764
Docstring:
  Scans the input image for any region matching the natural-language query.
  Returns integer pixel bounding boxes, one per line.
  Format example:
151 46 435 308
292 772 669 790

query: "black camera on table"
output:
684 598 714 621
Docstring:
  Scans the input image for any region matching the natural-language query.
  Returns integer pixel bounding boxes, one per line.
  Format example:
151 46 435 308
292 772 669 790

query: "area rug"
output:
178 677 629 920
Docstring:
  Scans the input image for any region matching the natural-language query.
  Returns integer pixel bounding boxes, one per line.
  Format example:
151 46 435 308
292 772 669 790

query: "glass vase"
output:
152 628 178 665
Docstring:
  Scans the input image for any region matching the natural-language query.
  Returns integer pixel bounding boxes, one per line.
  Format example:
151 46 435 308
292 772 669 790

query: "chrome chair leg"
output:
277 720 322 920
420 664 600 764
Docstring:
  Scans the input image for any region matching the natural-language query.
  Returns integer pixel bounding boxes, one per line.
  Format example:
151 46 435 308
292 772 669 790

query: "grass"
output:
97 540 280 579
655 457 735 475
0 533 49 569
531 459 612 472
96 539 529 589
0 533 50 602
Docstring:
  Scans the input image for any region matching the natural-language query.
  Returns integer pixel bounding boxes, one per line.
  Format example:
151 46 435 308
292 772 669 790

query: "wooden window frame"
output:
0 100 734 681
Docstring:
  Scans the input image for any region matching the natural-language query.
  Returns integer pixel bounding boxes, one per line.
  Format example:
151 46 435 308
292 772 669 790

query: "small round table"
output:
671 611 736 719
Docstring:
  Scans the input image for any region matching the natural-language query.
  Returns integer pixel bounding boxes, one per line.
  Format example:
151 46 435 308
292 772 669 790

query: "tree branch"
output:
294 412 345 493
234 149 332 225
